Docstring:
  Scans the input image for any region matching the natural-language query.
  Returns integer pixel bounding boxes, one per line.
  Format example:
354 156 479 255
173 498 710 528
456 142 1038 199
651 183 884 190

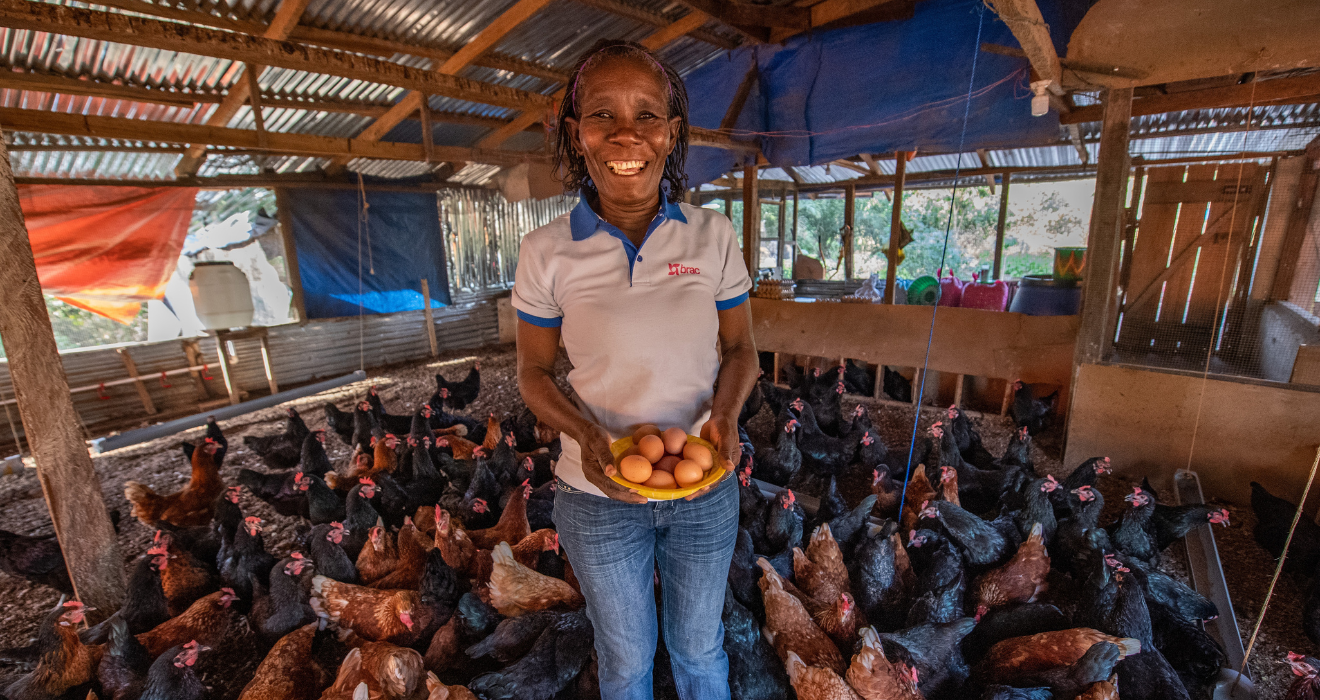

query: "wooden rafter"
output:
174 0 309 176
975 148 996 192
325 0 555 174
0 70 221 107
0 107 546 165
858 153 883 177
571 0 738 49
0 1 553 111
89 0 571 84
984 0 1062 95
640 10 710 50
1061 73 1320 124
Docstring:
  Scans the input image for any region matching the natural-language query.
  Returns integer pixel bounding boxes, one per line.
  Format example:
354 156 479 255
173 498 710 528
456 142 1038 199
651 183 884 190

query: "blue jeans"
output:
553 475 739 700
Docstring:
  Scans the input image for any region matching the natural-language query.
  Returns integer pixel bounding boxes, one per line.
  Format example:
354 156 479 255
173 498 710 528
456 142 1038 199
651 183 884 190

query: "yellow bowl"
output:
609 434 727 500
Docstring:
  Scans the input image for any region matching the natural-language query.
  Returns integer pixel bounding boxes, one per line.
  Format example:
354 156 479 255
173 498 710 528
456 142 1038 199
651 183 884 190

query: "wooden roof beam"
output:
89 0 571 84
984 0 1063 97
858 152 883 176
1060 72 1320 124
0 1 552 111
325 0 555 175
0 70 222 107
571 0 739 49
0 107 546 165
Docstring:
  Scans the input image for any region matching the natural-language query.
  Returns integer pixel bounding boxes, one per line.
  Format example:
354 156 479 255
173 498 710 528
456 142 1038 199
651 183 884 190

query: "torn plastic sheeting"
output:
18 185 198 323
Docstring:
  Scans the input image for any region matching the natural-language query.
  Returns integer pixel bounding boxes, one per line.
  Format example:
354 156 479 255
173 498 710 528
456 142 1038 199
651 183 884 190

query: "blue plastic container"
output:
1009 274 1081 316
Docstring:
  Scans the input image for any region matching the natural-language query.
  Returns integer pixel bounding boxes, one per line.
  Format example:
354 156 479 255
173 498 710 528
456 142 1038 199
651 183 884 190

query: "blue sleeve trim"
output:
715 292 749 311
516 310 563 328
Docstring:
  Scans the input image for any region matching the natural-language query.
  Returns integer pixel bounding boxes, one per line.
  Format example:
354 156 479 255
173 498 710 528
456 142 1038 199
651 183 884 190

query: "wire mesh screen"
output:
439 189 576 295
1109 145 1320 383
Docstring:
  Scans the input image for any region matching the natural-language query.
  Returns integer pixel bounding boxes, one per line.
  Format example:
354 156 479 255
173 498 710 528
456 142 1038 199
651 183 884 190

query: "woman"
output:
513 40 758 700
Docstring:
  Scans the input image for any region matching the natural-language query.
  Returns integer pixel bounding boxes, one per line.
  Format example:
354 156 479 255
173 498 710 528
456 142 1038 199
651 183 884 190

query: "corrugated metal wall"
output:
0 298 501 452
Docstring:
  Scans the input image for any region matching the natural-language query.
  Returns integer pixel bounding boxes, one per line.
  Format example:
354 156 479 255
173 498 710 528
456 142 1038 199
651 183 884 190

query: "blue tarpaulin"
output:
682 0 1092 186
285 188 451 319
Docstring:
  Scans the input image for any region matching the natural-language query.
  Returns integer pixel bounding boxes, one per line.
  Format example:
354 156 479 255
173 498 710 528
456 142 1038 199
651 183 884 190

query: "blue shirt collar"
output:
569 189 687 242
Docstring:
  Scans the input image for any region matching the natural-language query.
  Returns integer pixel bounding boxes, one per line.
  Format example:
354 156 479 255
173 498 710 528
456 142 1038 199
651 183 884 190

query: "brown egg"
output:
619 455 652 484
632 424 662 442
654 455 681 474
637 435 666 464
643 470 677 489
673 459 705 487
662 427 688 455
683 442 714 470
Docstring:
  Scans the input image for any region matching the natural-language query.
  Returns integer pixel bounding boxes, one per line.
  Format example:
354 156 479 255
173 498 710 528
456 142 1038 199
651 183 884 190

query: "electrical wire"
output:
896 1 986 518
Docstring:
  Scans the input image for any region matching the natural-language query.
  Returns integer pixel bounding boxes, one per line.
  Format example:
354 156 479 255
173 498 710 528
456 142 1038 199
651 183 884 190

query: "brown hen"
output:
370 518 428 590
311 577 424 646
137 588 244 657
974 521 1050 614
124 439 224 528
467 480 532 551
237 623 333 700
785 651 862 700
356 523 399 586
2 601 102 700
757 557 845 674
487 541 584 617
975 629 1140 685
846 627 924 700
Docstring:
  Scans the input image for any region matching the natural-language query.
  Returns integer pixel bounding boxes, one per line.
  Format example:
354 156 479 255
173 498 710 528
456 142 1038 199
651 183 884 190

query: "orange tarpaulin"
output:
18 185 198 323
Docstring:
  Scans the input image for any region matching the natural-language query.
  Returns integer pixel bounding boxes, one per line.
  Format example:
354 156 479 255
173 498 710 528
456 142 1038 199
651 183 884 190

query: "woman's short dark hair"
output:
553 39 690 201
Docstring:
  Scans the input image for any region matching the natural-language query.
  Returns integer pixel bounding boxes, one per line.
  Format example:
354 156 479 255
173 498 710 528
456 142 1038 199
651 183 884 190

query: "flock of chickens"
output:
1 358 1319 700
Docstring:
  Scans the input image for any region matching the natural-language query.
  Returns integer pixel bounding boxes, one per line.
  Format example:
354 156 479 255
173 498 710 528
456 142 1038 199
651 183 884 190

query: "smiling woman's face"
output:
565 55 680 209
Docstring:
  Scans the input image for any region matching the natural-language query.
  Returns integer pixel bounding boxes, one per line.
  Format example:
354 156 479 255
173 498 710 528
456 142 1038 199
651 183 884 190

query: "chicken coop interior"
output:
2 0 1320 698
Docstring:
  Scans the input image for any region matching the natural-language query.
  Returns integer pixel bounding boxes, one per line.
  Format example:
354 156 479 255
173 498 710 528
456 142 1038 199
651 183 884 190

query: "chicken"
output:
721 584 790 700
851 527 915 632
1015 641 1124 699
1250 481 1320 573
150 531 217 617
1110 486 1158 563
425 672 480 700
973 629 1140 685
138 641 208 700
366 386 415 436
3 601 102 700
435 362 480 410
243 407 311 470
467 610 595 700
900 469 937 533
467 480 532 550
793 523 851 606
974 522 1049 613
0 525 72 594
325 401 358 445
180 415 228 468
869 468 902 519
433 508 489 582
465 610 558 663
1010 380 1056 435
97 616 151 700
757 557 846 673
424 593 500 673
250 553 317 644
238 623 334 700
937 465 960 507
312 576 425 646
1052 457 1112 514
876 618 976 699
219 515 278 600
369 518 428 590
81 554 169 644
487 541 584 617
753 417 803 487
348 641 426 700
921 499 1010 568
845 627 923 700
1148 502 1230 552
356 524 399 585
310 522 360 584
785 651 862 700
1287 652 1320 700
124 438 224 528
136 586 244 656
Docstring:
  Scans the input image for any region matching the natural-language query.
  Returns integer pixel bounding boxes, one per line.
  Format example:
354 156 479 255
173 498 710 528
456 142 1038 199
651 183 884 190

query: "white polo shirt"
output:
511 191 752 498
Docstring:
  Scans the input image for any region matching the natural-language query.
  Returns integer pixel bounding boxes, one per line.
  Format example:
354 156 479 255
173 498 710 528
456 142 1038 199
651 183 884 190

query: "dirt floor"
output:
0 342 1309 698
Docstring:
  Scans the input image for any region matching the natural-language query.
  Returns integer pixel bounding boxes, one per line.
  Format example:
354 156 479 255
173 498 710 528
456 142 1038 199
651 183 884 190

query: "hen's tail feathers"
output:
1115 637 1141 658
123 481 161 519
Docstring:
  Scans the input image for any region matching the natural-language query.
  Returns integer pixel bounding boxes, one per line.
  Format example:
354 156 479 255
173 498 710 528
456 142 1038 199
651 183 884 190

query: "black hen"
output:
722 584 790 700
0 526 71 594
323 401 356 445
97 616 152 700
752 414 802 487
218 516 276 600
241 407 309 470
467 610 593 700
307 522 358 584
1251 480 1320 574
249 554 317 643
435 362 481 410
139 642 208 700
365 385 413 435
879 617 977 700
465 610 558 663
923 499 1010 569
1010 380 1056 435
851 525 914 632
81 554 169 644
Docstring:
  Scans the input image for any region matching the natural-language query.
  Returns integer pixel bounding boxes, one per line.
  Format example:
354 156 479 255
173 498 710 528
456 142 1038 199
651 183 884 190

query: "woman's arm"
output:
516 320 646 504
690 301 759 500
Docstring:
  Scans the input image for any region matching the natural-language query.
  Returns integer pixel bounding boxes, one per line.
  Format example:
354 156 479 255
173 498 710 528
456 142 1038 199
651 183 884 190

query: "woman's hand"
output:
685 414 740 501
576 423 648 504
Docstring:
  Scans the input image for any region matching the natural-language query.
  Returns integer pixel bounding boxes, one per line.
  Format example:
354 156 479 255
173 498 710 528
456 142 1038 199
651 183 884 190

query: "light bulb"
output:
1030 80 1051 117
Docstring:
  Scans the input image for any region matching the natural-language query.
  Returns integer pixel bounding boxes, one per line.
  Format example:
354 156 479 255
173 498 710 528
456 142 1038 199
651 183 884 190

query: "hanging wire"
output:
897 1 986 518
356 173 369 373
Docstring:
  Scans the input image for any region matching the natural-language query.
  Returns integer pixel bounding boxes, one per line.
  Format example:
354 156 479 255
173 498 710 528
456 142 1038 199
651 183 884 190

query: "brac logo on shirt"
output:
667 263 700 275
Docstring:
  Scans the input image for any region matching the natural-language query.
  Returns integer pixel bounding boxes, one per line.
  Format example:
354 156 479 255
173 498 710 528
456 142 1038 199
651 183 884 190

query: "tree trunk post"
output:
0 138 125 617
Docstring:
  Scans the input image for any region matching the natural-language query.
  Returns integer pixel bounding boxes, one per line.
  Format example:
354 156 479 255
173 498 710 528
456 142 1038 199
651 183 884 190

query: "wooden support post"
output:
115 347 157 415
843 183 855 281
777 195 787 278
257 334 278 395
244 63 268 151
1073 88 1133 366
885 153 908 303
873 363 884 400
993 173 1010 280
772 352 781 384
421 277 439 358
0 138 124 615
214 336 241 406
1001 380 1014 416
791 189 799 279
742 164 760 275
419 95 435 163
953 373 965 407
274 188 307 322
912 367 923 406
181 339 212 401
1118 160 1146 300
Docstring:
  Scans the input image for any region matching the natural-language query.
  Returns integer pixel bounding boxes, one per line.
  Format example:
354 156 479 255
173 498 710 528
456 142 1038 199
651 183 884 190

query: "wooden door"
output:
1115 163 1269 361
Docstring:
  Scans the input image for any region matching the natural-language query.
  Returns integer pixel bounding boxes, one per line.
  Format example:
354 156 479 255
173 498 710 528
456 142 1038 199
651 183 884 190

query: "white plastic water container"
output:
189 261 254 330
